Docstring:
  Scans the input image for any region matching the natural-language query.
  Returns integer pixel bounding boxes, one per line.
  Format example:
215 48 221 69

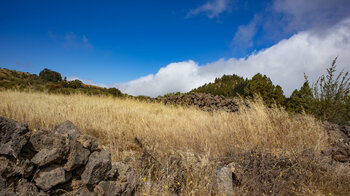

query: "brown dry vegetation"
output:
1 90 349 195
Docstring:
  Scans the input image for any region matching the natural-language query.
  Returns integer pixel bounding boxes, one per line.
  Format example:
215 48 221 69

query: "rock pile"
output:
155 93 240 113
0 116 138 196
323 122 350 163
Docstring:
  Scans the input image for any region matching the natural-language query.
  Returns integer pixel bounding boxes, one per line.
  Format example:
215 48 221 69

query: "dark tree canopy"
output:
244 73 285 106
190 74 248 98
286 81 313 113
108 88 123 97
39 68 62 82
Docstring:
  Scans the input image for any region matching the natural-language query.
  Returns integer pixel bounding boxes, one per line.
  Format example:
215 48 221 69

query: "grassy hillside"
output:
1 90 349 195
0 68 125 97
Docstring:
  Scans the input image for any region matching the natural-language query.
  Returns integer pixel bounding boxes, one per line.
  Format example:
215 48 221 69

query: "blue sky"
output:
1 0 350 96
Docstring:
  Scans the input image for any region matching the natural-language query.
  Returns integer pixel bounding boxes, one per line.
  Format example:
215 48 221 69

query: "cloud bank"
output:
116 18 350 97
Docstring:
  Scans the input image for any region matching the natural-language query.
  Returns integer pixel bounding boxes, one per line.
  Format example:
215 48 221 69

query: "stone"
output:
0 176 16 196
215 166 234 195
112 162 138 195
0 176 6 191
52 120 81 140
94 181 131 196
15 179 40 196
77 134 99 151
34 164 71 191
0 156 34 178
106 162 119 180
0 116 29 158
30 131 70 166
81 150 111 185
64 141 90 171
74 186 97 196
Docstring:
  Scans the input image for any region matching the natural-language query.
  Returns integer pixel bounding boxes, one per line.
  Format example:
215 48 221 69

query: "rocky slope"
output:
155 93 240 113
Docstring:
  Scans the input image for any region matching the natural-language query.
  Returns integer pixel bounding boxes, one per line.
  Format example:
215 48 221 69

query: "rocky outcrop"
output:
155 93 240 113
323 122 350 162
0 116 138 196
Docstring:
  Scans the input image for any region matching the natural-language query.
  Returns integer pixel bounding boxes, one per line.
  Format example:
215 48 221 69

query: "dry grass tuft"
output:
1 90 348 195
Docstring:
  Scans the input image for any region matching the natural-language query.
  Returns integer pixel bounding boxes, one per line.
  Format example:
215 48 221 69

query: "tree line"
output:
191 58 349 125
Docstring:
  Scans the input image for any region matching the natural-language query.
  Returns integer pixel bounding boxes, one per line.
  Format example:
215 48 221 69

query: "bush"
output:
108 88 123 97
308 57 350 124
39 68 62 82
66 80 83 89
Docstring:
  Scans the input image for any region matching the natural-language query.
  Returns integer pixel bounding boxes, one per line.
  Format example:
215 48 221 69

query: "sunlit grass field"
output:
1 90 349 195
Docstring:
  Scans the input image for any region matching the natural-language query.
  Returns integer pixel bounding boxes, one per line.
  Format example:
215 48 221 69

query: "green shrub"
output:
108 87 123 97
66 80 83 89
308 57 350 124
39 68 62 82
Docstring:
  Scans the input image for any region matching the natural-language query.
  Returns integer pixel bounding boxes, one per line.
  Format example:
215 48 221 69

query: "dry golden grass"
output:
1 90 348 195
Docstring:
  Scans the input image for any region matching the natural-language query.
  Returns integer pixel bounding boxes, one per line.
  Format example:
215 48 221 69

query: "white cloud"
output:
116 18 350 97
188 0 230 18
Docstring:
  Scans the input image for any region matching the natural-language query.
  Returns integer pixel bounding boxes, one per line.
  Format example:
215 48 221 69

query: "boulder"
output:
0 116 29 158
15 179 41 196
64 141 90 171
77 134 99 152
94 181 130 196
74 186 97 196
0 156 34 178
52 120 81 140
215 166 235 195
106 162 119 181
30 131 70 166
112 162 138 195
34 164 71 191
81 150 112 185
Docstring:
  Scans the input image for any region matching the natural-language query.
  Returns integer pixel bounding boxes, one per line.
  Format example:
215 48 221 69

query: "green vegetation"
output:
0 67 125 97
190 58 349 124
190 74 247 97
244 73 285 106
308 58 350 124
39 68 62 82
286 79 313 113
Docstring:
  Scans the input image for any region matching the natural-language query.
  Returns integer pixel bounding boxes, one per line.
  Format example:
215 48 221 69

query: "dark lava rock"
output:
53 120 81 140
81 150 112 185
0 116 30 158
30 130 70 166
77 134 99 152
64 141 90 171
34 164 71 191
